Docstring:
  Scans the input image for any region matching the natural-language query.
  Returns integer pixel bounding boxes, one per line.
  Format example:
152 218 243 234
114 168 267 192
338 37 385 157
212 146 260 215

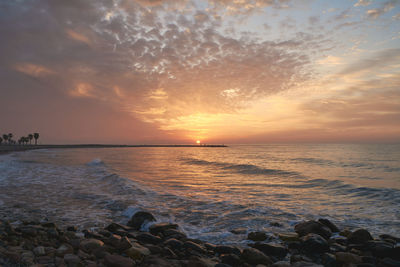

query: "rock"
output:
127 211 156 230
149 222 178 235
33 246 46 256
64 253 81 266
118 236 132 251
136 232 162 244
291 261 323 267
164 238 184 250
300 233 329 253
339 229 352 237
220 253 242 267
249 243 287 258
42 222 56 228
80 238 104 253
215 245 241 256
230 228 247 235
67 226 77 232
124 243 151 260
329 242 346 253
163 229 187 239
366 240 394 258
184 241 207 254
379 234 400 242
347 229 373 244
77 249 91 260
248 231 268 241
322 253 336 267
318 219 339 233
105 223 131 233
56 244 74 257
272 261 291 267
107 234 122 247
104 254 135 267
290 254 314 263
294 220 332 239
335 252 362 264
241 248 273 266
278 232 300 242
380 257 400 267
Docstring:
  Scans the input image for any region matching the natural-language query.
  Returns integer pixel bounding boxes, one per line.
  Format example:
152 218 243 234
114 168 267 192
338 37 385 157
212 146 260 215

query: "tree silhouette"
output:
0 136 3 145
34 133 40 145
3 134 8 144
28 134 33 145
8 133 13 144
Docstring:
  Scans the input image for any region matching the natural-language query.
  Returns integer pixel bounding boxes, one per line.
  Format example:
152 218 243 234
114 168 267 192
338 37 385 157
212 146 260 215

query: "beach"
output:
0 144 399 266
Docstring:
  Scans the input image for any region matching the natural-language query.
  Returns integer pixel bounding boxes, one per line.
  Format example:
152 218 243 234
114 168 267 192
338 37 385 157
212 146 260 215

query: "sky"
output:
0 0 399 144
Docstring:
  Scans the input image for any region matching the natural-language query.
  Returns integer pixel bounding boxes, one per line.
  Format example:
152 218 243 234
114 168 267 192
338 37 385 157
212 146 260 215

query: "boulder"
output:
249 243 288 258
104 254 135 267
335 252 362 264
184 241 207 254
215 245 241 256
318 219 339 233
127 211 156 230
164 238 184 250
135 232 162 244
124 242 150 260
241 248 273 266
80 238 104 253
347 229 373 244
220 253 242 267
64 253 81 266
278 232 300 242
301 233 330 253
149 222 178 235
247 231 268 241
33 246 46 256
294 220 332 239
56 244 74 257
366 240 394 258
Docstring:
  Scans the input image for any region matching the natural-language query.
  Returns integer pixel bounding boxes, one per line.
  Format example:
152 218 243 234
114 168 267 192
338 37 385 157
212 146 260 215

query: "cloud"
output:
354 0 372 7
339 48 400 75
0 0 312 131
366 0 398 19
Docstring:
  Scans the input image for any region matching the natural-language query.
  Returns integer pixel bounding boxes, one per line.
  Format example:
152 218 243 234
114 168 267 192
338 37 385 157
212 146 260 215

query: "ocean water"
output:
0 144 399 245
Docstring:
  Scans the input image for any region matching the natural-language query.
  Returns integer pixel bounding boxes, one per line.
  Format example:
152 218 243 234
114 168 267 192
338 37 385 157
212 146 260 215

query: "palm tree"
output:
8 133 13 144
3 134 8 144
28 134 33 145
34 133 40 145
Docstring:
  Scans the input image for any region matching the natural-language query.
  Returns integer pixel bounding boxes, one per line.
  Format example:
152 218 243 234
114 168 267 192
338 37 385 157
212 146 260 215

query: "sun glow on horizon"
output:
196 140 201 144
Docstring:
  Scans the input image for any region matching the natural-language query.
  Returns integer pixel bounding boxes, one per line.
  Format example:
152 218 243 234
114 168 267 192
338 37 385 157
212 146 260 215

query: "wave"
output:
184 158 300 177
86 158 104 166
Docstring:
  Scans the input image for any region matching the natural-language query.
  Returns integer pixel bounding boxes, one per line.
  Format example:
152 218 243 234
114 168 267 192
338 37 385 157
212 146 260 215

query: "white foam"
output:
86 158 104 166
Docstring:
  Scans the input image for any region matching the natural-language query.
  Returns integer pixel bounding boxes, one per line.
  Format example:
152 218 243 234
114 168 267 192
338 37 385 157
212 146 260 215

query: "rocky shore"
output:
0 211 399 267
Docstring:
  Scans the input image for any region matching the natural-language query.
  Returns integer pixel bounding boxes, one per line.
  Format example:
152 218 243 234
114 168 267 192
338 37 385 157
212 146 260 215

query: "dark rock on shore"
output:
347 228 373 244
294 220 332 240
127 211 156 230
247 231 269 241
1 213 399 267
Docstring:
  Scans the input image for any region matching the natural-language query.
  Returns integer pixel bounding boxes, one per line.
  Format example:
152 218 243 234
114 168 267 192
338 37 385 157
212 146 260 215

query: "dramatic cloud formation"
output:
1 0 399 143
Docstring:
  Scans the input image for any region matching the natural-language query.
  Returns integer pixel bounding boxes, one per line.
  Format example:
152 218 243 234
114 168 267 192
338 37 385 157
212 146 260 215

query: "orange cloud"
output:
14 63 54 77
66 29 92 46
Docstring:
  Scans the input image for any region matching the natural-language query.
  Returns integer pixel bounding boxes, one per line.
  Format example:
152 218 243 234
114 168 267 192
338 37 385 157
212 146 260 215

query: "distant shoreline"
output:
0 144 227 155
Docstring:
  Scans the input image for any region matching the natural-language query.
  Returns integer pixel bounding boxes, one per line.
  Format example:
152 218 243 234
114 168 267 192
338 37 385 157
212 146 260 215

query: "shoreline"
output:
0 144 227 155
0 211 399 266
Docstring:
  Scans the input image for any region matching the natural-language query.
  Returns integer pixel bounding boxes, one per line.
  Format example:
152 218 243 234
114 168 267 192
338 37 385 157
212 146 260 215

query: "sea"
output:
0 144 399 245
